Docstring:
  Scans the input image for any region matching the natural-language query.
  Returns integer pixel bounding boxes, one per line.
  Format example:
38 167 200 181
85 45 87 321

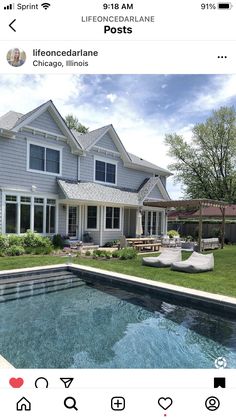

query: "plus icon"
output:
111 397 125 411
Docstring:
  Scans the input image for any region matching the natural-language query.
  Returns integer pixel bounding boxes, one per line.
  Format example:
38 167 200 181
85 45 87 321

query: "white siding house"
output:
0 100 171 245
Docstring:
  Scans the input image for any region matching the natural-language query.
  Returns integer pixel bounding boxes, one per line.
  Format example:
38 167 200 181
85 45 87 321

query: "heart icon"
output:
9 377 24 388
158 397 173 410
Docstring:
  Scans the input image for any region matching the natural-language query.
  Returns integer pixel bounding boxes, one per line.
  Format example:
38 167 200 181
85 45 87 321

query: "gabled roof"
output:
13 102 49 129
0 111 23 130
0 100 172 176
78 124 132 163
73 125 111 150
128 153 172 176
138 177 170 202
0 100 83 154
58 176 171 206
74 124 171 175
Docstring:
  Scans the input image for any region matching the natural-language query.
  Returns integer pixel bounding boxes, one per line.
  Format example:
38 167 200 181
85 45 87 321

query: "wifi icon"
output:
41 2 50 9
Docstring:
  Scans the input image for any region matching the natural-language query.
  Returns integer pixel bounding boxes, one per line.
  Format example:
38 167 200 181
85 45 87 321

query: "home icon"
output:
16 397 31 411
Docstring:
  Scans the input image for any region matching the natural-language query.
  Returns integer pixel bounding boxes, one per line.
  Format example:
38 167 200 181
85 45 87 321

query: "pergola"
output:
144 199 229 252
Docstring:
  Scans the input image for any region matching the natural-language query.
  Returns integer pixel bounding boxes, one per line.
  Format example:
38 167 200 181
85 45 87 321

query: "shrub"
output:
8 235 24 247
167 230 179 238
211 228 221 238
93 249 111 258
0 234 9 249
103 241 114 248
5 245 25 256
105 253 111 259
186 235 193 242
112 250 120 258
34 246 52 255
25 246 52 255
52 234 64 249
23 232 51 248
85 250 91 256
99 251 108 258
118 247 137 260
93 249 104 257
103 240 118 248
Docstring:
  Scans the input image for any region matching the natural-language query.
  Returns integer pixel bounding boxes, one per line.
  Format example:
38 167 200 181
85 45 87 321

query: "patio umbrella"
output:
136 212 143 237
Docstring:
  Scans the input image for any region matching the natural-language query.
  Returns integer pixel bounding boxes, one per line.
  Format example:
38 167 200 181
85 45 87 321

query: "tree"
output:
165 107 236 203
65 114 89 134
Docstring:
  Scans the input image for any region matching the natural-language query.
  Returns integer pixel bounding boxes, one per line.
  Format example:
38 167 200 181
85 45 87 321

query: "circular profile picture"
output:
7 48 26 67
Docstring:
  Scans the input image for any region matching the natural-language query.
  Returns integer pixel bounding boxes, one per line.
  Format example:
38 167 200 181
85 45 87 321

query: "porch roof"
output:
58 179 140 206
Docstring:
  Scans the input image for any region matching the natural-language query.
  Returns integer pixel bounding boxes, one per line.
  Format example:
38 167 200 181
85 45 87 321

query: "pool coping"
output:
0 262 235 309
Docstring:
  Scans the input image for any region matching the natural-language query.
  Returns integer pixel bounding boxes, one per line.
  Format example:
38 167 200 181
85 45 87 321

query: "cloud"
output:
0 75 83 116
1 74 236 200
180 74 236 114
106 93 117 103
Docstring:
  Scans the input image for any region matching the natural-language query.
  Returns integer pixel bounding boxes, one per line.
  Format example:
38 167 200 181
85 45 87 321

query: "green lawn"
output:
74 247 236 298
0 246 236 298
0 255 65 271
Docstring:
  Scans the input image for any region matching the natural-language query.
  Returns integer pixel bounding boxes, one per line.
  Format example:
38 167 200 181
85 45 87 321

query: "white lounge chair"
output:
171 251 214 273
142 249 182 268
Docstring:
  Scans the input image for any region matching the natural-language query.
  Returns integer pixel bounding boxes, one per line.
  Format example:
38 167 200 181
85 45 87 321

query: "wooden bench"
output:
201 238 219 250
133 243 161 252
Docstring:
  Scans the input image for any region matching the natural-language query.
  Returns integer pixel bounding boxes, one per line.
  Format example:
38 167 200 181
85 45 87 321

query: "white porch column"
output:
55 201 59 234
78 205 82 240
65 205 69 236
150 211 153 236
121 207 124 235
30 197 34 232
81 205 85 240
17 195 20 234
135 209 139 237
99 205 104 246
164 210 168 234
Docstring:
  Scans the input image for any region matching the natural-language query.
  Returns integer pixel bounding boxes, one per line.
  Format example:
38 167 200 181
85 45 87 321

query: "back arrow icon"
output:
9 19 16 32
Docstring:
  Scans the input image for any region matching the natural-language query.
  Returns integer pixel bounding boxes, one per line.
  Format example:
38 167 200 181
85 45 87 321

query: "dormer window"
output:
95 159 116 185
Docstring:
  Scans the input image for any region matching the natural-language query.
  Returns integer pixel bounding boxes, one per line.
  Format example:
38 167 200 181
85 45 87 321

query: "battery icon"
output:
218 2 233 8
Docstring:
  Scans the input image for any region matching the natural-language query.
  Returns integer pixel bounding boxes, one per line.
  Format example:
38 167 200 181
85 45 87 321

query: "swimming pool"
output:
0 268 235 368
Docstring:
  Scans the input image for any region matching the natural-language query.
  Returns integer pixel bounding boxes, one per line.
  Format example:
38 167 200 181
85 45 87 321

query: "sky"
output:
1 74 236 198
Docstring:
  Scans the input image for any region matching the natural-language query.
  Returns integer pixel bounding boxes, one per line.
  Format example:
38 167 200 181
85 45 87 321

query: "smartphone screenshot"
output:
0 0 235 417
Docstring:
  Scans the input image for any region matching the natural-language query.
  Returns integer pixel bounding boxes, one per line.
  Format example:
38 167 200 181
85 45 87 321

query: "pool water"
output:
0 280 236 368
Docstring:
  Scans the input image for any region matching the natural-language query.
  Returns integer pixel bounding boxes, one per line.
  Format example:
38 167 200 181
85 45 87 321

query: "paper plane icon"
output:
60 378 74 388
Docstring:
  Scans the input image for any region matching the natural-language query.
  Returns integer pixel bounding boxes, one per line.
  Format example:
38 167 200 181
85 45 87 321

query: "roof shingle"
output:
58 179 139 206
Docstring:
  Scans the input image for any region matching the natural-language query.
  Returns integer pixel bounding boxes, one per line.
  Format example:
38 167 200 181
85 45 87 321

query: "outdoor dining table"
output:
126 237 156 244
126 237 161 252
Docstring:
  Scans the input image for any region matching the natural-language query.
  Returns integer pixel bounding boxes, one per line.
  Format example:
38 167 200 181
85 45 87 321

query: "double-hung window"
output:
87 206 97 229
95 160 116 184
29 144 60 175
105 207 120 230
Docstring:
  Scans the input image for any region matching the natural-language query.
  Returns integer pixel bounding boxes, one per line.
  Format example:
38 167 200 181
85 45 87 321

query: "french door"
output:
68 206 78 238
142 210 159 236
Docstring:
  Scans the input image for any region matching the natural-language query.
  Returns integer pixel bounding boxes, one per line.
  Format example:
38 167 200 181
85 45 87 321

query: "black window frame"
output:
105 207 120 230
29 143 61 175
87 206 98 230
95 160 116 184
